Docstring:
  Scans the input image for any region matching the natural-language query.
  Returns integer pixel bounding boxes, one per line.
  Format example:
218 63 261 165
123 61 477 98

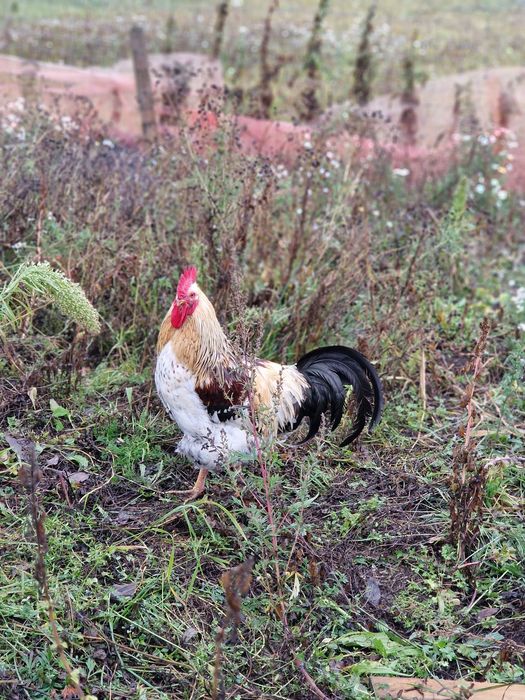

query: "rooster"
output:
155 267 383 499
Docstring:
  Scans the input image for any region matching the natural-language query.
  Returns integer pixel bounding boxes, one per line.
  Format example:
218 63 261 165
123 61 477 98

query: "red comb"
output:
177 266 197 298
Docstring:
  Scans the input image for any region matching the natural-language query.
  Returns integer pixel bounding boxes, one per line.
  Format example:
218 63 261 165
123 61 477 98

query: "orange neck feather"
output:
156 287 234 386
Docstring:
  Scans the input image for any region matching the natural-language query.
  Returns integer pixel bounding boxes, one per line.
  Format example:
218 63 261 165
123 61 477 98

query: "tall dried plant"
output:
449 318 491 565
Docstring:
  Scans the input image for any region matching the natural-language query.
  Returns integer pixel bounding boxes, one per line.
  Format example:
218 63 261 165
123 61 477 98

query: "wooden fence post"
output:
212 1 229 59
129 25 157 143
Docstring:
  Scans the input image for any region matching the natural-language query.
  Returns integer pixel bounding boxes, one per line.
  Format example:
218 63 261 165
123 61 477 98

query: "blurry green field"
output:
1 0 525 102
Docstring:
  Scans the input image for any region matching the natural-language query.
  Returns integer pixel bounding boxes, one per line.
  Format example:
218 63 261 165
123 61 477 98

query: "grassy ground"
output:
1 105 524 699
1 3 525 699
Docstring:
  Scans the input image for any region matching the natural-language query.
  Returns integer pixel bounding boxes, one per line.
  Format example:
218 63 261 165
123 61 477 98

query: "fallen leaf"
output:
181 626 199 645
4 434 31 461
4 435 41 486
289 572 301 600
477 607 499 621
364 577 382 607
27 386 38 408
68 472 90 487
114 510 132 525
92 647 107 661
45 455 60 467
110 582 137 601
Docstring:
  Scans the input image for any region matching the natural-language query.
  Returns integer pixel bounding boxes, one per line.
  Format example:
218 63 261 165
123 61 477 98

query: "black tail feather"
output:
293 345 384 446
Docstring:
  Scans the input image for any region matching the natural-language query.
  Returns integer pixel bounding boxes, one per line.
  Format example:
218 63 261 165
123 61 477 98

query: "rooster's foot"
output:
167 487 205 502
167 468 208 502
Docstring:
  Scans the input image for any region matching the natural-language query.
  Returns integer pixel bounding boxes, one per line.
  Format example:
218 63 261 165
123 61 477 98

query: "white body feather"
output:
155 342 253 471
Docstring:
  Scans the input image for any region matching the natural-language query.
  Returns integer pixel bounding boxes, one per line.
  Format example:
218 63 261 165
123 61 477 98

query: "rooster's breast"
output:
155 342 210 436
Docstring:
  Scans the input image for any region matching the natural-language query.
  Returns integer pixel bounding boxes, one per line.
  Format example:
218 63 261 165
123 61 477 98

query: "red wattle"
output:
171 303 190 329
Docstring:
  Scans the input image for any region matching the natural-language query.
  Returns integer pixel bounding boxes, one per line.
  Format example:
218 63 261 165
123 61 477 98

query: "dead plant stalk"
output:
449 317 491 565
18 440 87 699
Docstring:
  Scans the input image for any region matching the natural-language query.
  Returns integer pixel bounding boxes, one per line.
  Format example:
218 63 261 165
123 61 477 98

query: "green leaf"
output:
343 660 398 675
330 631 423 660
49 399 70 418
68 668 81 685
69 454 89 468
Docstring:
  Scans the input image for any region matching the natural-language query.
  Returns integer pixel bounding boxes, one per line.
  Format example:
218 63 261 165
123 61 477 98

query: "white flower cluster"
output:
472 128 519 207
56 115 79 134
273 163 289 180
511 286 525 314
0 98 26 141
393 167 410 177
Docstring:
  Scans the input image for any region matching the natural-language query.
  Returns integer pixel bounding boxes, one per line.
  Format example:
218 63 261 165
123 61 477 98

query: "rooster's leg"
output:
168 468 208 501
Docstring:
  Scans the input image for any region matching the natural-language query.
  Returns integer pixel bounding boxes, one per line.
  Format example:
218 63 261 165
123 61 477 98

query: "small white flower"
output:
102 139 115 148
296 208 303 215
304 140 313 150
475 183 485 195
386 221 393 229
498 190 508 201
518 323 525 332
393 167 410 177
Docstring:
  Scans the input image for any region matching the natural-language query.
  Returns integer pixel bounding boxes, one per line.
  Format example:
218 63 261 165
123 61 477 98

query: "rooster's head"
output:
171 266 199 328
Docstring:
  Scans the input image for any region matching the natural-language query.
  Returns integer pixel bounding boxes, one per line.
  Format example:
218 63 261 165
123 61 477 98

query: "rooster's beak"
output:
175 297 186 307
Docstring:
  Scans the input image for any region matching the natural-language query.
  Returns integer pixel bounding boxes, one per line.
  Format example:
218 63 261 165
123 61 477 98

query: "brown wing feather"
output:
196 367 248 419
